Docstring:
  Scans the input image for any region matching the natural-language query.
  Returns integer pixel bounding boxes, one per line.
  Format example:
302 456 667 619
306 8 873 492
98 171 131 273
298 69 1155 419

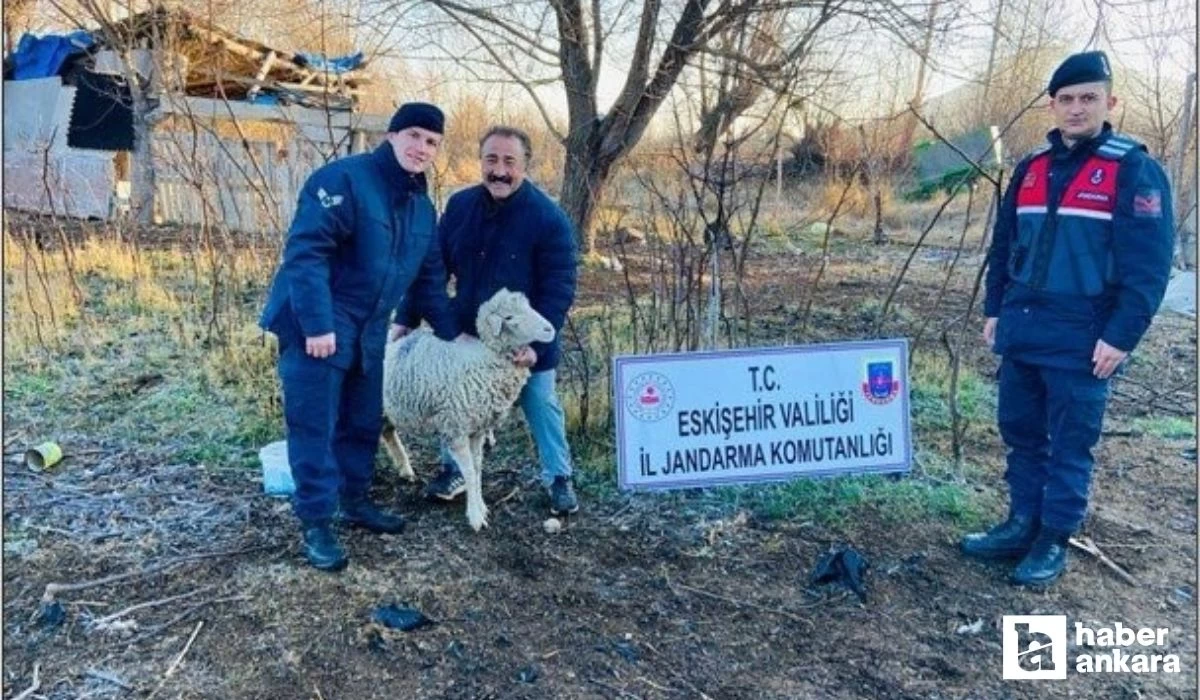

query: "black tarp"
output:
63 63 134 151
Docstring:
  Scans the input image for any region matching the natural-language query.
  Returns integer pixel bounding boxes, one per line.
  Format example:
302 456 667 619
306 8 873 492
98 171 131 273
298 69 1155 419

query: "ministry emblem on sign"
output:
625 372 675 422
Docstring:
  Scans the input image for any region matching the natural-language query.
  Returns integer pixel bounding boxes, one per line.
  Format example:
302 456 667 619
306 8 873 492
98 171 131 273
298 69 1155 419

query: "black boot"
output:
340 497 406 534
960 513 1039 560
302 523 348 572
1011 528 1071 587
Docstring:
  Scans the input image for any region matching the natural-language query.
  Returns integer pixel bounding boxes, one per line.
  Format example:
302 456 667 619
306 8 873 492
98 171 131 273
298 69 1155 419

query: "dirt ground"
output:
3 218 1197 699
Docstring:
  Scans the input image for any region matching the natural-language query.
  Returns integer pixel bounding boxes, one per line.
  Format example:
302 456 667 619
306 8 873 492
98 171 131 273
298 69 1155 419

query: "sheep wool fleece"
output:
382 330 530 442
260 143 457 525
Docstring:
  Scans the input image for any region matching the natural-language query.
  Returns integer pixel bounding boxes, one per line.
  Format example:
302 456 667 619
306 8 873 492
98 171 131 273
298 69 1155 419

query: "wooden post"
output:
1173 73 1196 269
246 51 276 102
775 149 783 213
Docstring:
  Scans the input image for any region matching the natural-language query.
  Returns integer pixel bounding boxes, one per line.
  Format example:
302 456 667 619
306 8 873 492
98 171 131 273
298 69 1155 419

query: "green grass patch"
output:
1132 416 1196 439
712 472 981 527
564 427 983 528
910 353 995 432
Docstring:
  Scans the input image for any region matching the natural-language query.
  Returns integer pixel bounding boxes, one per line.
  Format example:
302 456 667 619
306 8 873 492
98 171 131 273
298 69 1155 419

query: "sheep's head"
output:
476 288 554 352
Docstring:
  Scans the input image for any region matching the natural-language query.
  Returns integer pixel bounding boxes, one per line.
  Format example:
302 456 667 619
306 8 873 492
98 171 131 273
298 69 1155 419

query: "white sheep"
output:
380 288 554 531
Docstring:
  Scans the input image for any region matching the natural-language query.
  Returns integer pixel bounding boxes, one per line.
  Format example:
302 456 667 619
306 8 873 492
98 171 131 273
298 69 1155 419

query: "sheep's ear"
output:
485 313 504 338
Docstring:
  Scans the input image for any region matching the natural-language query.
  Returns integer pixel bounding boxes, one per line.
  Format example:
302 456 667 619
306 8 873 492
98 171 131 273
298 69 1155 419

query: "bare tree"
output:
381 0 933 253
4 0 40 56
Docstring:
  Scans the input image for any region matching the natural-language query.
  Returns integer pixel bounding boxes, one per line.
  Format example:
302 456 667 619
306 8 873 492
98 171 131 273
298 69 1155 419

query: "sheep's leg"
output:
380 423 415 481
448 437 487 531
468 432 488 528
470 432 485 474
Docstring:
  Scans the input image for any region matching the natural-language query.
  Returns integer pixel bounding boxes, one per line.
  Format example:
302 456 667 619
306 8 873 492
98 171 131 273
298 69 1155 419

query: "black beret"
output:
388 102 445 134
1048 51 1112 96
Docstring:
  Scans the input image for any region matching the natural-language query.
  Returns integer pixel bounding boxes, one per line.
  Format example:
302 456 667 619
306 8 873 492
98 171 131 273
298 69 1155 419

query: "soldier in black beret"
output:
963 51 1175 587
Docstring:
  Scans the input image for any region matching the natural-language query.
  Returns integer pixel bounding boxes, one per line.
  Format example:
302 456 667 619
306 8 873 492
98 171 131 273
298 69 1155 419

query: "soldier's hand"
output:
1092 339 1127 379
390 324 411 341
982 317 998 347
306 333 336 358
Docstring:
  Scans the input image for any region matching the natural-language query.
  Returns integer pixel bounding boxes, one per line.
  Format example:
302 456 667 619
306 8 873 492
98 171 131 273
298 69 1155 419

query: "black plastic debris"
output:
516 665 540 683
37 601 65 628
371 604 434 632
809 545 870 602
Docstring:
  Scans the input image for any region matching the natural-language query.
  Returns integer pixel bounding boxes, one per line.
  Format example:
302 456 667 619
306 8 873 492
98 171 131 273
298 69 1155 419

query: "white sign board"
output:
613 340 912 491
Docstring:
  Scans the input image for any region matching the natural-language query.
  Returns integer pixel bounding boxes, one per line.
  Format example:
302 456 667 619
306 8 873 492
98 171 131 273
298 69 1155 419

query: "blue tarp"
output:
293 51 364 75
11 31 95 80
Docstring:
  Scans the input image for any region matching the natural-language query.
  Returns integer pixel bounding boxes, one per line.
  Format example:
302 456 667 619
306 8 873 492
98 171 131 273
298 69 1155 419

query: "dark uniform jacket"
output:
985 124 1174 370
399 180 578 372
260 143 458 371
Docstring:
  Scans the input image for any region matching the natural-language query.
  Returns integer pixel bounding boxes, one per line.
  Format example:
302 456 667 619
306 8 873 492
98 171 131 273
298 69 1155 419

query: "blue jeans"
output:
997 357 1109 532
442 369 573 486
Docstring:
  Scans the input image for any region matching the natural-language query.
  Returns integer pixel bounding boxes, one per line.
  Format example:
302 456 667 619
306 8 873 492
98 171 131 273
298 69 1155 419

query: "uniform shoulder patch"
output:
1095 133 1145 161
316 187 344 208
1132 189 1163 218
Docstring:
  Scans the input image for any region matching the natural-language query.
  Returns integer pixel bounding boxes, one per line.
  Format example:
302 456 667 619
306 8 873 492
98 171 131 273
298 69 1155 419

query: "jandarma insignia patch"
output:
1132 189 1162 218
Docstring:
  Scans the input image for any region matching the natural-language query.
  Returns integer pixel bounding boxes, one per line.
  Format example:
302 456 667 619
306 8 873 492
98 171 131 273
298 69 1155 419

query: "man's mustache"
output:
486 174 513 185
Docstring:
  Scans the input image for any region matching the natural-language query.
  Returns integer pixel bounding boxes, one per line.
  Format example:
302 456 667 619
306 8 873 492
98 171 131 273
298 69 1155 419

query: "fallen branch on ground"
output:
146 620 204 700
13 663 40 700
1069 536 1140 587
665 574 818 627
129 594 252 644
41 544 277 603
89 585 216 629
494 486 520 505
85 668 133 690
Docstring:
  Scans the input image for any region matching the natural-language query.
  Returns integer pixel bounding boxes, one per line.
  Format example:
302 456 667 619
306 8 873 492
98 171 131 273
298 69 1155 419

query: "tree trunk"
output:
129 87 157 226
559 144 609 255
980 0 1006 115
899 0 940 157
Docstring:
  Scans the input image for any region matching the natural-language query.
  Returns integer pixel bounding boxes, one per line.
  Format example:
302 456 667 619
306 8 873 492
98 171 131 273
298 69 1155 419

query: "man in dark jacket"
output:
260 102 459 571
396 125 580 515
962 51 1174 586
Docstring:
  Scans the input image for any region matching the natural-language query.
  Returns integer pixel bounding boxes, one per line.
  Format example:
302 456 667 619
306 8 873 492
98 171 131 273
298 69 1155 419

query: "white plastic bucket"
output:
259 440 295 497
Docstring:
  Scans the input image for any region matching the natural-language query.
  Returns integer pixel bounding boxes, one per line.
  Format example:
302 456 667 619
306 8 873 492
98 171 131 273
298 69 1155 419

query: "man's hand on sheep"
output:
510 346 537 368
306 333 336 358
389 324 412 342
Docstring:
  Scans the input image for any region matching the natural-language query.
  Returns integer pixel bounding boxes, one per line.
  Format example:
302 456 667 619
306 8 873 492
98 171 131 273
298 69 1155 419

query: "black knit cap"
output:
388 102 445 134
1048 51 1112 96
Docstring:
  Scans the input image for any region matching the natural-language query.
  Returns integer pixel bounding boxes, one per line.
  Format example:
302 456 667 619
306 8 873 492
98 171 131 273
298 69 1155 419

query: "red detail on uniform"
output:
1022 171 1037 188
1016 154 1119 213
1133 191 1162 216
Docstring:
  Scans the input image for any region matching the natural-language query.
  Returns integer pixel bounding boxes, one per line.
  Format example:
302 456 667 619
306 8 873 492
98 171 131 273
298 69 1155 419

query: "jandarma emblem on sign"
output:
625 372 675 422
862 361 900 405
